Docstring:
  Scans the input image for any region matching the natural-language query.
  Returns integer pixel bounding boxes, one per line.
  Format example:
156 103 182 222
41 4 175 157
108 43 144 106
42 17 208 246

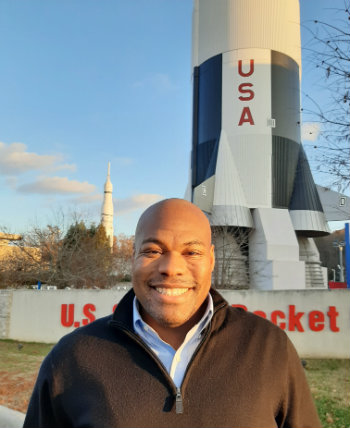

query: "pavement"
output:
0 405 25 428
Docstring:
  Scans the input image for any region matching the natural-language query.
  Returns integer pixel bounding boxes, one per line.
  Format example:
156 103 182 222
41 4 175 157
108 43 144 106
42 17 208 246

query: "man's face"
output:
132 200 215 331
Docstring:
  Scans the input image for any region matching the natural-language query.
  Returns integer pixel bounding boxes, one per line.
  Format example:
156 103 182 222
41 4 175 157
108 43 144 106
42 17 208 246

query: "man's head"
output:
132 198 215 334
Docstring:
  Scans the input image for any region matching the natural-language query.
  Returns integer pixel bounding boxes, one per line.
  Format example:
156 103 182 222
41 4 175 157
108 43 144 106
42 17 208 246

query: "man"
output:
24 198 321 428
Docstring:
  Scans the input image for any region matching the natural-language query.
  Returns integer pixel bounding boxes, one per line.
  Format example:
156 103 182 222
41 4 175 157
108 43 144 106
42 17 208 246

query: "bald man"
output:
24 199 321 428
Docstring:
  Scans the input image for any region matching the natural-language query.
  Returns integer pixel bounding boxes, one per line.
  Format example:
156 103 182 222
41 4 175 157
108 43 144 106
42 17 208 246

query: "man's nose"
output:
158 252 185 276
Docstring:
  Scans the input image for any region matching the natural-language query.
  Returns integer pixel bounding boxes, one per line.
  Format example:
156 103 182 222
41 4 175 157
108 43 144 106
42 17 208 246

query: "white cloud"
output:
301 123 321 141
53 163 77 172
115 194 163 214
0 142 75 175
17 176 97 195
4 176 18 189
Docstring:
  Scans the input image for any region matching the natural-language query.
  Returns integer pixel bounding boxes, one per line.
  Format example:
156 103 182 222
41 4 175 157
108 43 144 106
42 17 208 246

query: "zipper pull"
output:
175 387 184 414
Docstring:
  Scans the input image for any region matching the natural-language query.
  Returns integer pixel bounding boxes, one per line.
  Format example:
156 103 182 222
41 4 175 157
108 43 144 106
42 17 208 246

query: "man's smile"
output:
154 287 189 296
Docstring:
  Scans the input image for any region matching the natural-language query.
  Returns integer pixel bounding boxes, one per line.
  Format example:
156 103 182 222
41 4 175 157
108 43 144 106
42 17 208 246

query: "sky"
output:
0 0 347 236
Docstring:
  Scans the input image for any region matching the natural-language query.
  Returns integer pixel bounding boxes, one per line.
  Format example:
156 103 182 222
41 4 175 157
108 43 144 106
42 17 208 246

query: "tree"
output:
0 218 114 289
211 226 250 290
302 1 350 191
55 222 113 288
113 234 134 281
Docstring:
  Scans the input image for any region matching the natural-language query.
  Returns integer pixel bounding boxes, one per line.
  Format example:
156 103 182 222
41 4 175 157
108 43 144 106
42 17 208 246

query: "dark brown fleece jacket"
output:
23 289 321 428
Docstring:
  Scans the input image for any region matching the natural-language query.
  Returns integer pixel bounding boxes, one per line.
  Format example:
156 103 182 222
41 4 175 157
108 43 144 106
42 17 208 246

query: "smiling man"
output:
24 199 321 428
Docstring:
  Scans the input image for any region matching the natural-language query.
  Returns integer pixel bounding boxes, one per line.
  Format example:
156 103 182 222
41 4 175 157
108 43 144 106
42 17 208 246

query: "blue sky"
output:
0 0 346 236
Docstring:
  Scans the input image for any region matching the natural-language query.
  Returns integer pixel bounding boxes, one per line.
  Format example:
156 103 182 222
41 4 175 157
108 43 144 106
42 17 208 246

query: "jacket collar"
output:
110 287 228 331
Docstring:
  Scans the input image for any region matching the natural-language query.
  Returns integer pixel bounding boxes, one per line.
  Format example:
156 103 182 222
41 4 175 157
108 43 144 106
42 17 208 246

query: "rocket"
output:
101 162 114 250
188 0 330 289
189 0 329 236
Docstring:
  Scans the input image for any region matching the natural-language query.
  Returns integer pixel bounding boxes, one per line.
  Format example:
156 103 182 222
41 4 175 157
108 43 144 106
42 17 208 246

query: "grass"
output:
0 339 54 412
304 359 350 428
0 340 349 427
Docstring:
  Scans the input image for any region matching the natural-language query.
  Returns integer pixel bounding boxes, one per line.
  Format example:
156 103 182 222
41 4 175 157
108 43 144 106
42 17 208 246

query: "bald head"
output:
132 198 215 339
135 198 212 250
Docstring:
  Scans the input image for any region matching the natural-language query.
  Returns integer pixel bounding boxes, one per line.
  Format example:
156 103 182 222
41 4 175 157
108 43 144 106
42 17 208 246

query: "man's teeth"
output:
155 287 189 296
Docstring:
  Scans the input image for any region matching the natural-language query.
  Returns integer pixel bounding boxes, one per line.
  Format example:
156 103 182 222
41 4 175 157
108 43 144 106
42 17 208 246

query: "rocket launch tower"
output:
188 0 330 290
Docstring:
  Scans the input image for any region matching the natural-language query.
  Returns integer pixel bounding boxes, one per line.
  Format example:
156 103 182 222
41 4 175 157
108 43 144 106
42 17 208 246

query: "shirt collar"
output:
133 292 214 337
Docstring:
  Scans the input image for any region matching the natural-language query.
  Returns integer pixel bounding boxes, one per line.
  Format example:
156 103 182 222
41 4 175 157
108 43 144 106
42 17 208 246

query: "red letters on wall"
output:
60 303 340 333
231 304 340 332
237 59 255 126
61 303 96 328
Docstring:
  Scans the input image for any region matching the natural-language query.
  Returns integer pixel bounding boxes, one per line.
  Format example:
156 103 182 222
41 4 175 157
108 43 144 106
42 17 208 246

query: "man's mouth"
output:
154 287 189 296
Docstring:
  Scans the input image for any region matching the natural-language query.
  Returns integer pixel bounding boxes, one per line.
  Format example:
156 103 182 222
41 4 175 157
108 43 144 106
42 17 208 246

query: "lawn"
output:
0 339 54 413
304 359 350 428
0 340 349 428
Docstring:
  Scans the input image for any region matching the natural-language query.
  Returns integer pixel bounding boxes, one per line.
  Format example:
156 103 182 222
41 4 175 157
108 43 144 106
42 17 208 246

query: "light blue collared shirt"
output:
133 294 214 388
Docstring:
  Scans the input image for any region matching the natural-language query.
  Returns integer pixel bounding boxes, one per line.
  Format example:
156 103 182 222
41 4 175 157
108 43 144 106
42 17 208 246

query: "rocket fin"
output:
289 146 329 236
210 130 253 227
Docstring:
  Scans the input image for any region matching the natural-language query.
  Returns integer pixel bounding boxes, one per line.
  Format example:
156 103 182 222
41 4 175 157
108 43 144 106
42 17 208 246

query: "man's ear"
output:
210 244 215 272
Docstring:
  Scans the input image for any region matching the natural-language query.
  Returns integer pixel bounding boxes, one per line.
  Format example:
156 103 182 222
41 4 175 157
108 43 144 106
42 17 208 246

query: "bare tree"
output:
211 226 250 290
0 217 114 289
302 1 350 191
113 234 134 282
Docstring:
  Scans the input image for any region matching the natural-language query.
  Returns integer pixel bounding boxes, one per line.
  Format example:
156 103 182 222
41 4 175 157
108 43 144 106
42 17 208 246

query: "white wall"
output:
2 288 350 358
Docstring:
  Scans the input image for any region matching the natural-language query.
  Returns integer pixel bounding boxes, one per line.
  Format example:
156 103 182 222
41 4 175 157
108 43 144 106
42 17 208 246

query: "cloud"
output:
0 142 75 175
17 176 97 195
4 176 18 189
115 194 163 214
301 123 321 141
53 163 77 172
132 73 177 93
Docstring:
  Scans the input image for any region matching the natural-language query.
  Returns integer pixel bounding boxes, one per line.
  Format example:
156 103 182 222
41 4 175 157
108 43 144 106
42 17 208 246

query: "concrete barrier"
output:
0 405 25 428
1 287 349 358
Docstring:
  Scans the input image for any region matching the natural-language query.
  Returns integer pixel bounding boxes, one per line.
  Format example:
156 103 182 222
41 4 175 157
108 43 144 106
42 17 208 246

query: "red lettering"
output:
238 107 254 126
61 304 74 327
270 310 286 330
238 83 254 101
327 306 340 332
288 305 304 332
308 311 325 331
231 304 248 311
82 303 96 326
253 310 266 318
238 59 254 77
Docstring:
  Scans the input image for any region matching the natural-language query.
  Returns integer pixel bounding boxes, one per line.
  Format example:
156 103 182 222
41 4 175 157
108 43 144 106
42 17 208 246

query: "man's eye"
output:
185 250 201 256
142 249 161 256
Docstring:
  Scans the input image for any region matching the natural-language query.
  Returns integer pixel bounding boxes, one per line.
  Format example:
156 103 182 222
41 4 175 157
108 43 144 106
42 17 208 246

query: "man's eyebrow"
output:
140 238 164 246
183 240 205 247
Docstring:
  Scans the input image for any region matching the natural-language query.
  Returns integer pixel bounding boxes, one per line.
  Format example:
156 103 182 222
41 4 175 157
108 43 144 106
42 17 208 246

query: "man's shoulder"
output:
216 301 289 346
49 314 115 359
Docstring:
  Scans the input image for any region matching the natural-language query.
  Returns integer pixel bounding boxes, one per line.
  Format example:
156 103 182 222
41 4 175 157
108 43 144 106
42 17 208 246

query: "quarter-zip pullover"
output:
23 288 321 428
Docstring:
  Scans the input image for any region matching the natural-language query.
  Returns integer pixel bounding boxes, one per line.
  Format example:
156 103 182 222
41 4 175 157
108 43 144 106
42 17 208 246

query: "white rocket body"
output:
101 162 114 250
190 0 329 236
189 0 329 289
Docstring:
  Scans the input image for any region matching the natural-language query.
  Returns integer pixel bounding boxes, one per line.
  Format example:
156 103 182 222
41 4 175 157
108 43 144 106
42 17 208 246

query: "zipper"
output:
180 301 226 384
109 320 181 409
175 387 184 414
109 300 227 415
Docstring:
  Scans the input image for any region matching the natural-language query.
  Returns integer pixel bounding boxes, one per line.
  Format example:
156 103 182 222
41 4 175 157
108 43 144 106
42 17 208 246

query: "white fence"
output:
1 287 349 358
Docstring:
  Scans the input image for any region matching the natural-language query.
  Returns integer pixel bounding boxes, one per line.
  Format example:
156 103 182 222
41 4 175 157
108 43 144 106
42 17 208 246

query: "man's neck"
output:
140 301 208 350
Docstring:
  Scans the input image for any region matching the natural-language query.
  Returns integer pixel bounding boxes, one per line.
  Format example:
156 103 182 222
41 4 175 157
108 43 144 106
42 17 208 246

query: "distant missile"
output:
189 0 329 236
